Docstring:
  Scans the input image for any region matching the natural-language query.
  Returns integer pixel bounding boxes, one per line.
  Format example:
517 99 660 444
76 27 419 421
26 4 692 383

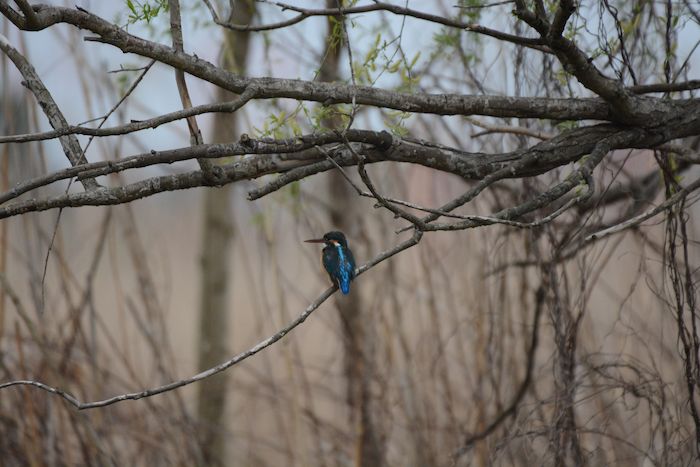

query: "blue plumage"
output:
305 231 356 294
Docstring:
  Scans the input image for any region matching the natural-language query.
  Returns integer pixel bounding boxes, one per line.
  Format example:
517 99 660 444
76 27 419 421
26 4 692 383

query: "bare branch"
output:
0 5 618 121
12 0 37 27
0 1 25 28
630 79 700 95
0 31 99 190
355 150 427 229
169 0 217 177
417 138 605 232
200 0 220 23
467 117 553 140
514 0 644 121
0 86 258 144
220 1 550 52
0 229 422 409
582 176 700 245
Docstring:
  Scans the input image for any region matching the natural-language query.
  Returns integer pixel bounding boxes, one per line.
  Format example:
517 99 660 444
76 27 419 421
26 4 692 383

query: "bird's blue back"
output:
322 243 356 294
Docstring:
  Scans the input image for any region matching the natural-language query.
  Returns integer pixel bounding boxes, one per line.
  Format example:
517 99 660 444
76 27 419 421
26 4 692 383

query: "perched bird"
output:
305 231 356 294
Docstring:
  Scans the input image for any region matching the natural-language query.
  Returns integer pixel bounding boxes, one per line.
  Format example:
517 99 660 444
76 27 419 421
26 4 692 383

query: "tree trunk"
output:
197 2 255 465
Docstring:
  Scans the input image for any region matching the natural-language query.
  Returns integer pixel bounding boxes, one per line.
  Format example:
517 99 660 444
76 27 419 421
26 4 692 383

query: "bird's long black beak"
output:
304 238 325 243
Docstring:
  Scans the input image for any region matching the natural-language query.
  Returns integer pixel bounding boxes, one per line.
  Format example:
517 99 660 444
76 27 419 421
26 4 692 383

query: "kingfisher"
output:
305 231 356 295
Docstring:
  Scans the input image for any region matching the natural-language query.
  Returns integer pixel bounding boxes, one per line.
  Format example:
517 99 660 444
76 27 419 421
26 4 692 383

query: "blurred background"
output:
1 1 699 466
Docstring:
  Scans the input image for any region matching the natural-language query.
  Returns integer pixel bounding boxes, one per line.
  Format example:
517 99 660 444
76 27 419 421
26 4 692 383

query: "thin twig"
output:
220 0 550 52
582 176 700 245
200 0 220 23
0 87 258 144
169 0 216 178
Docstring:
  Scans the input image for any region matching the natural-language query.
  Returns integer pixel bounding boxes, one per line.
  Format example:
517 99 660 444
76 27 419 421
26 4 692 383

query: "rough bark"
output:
196 1 255 465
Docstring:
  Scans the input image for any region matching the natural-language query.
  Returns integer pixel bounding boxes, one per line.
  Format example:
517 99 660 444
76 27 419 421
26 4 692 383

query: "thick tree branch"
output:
0 1 24 27
513 0 646 122
549 0 576 40
13 0 37 27
0 4 617 121
3 103 698 219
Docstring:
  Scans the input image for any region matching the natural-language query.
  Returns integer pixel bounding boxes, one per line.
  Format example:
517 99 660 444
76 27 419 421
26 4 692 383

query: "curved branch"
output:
0 229 422 409
582 176 700 245
419 136 608 232
1 4 615 121
220 1 549 52
4 109 699 219
0 86 258 144
513 0 644 121
629 80 700 95
0 129 392 205
13 0 38 27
